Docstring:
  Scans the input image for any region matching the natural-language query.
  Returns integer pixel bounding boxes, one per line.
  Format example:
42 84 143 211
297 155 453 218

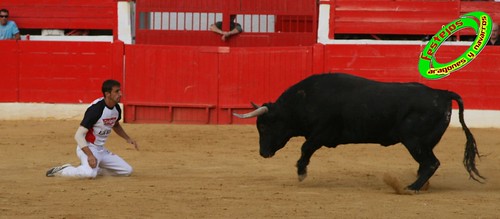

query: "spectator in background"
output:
0 9 20 40
487 23 500 45
210 15 242 41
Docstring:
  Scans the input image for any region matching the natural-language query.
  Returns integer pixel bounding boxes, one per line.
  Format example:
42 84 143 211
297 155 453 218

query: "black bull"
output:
234 73 483 191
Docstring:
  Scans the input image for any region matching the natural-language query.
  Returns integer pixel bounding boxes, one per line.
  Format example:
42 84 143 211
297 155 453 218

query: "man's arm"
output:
210 23 224 35
74 126 98 168
12 22 20 40
113 121 139 150
223 28 241 38
221 23 242 41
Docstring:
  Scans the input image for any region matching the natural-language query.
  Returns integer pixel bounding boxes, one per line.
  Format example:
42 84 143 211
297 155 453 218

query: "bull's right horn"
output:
233 106 268 119
250 102 260 109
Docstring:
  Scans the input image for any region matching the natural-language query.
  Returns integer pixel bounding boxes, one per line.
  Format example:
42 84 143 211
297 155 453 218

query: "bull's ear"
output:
250 102 260 109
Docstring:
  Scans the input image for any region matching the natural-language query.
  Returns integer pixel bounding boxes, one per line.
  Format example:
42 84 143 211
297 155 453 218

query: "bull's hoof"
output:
298 173 307 182
420 181 430 191
405 184 422 194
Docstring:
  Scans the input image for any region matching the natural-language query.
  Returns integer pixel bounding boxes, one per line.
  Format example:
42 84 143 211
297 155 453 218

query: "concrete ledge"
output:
0 103 499 127
449 109 500 128
0 103 87 120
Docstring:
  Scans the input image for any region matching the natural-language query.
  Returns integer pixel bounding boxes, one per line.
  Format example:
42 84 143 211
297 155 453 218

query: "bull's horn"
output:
233 106 268 119
250 102 260 109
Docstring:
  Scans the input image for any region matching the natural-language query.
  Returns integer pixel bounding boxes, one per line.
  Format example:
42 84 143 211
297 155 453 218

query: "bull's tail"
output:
449 92 485 182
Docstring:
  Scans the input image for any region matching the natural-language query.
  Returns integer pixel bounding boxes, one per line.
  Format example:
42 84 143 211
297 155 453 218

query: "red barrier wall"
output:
2 0 118 39
460 2 500 35
0 42 20 102
329 0 500 37
322 44 500 110
332 1 459 35
123 43 500 124
3 41 500 123
216 46 313 124
123 45 219 123
0 41 124 103
123 45 314 124
134 0 318 46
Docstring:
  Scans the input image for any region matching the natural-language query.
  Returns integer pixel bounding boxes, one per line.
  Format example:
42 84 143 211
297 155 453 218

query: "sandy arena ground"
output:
0 120 499 218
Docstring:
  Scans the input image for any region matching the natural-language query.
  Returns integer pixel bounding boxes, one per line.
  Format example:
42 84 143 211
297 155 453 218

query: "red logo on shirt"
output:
103 117 117 126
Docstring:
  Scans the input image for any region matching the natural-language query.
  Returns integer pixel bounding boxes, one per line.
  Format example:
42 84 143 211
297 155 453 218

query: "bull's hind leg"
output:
401 108 450 191
403 143 440 191
402 124 447 191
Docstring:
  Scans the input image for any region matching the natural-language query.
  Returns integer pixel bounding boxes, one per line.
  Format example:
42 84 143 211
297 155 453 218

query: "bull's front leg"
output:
296 141 322 181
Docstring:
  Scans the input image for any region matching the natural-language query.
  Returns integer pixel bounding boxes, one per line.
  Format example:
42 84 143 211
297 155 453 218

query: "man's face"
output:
106 86 122 104
492 25 499 39
0 12 8 26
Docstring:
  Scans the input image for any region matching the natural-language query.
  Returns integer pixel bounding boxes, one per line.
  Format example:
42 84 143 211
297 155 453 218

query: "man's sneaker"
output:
46 164 71 177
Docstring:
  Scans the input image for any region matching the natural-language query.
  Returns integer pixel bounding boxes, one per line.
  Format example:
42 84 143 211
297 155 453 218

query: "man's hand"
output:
81 146 97 168
127 138 139 150
113 122 139 151
87 154 98 168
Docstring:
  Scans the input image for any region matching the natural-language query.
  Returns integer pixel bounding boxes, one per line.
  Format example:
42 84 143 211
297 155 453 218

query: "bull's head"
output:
233 102 293 158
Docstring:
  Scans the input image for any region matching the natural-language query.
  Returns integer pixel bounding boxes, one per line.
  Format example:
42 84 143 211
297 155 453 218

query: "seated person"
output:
0 9 20 40
487 23 499 45
210 15 242 41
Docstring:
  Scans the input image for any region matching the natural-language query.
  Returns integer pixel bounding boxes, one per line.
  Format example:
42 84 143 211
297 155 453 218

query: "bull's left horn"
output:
233 106 268 119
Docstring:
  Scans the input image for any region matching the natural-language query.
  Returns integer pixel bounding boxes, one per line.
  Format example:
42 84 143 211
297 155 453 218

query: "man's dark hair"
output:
102 79 121 96
0 9 9 15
